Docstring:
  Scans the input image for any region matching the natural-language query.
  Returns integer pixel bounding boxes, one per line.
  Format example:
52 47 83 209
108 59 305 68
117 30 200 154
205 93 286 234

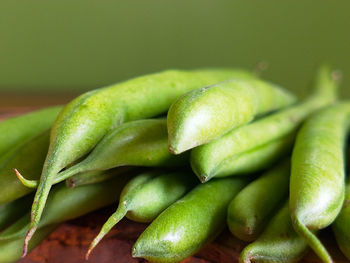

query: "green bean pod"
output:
0 106 61 158
333 179 350 260
17 119 188 188
132 177 247 263
290 103 350 263
191 65 337 182
168 78 297 154
87 169 197 258
239 202 308 263
26 68 252 249
0 223 58 263
0 195 33 231
0 131 49 205
227 160 290 242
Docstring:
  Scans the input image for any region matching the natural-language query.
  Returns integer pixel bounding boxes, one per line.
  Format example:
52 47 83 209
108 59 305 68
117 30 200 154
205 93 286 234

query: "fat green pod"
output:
227 160 290 242
0 195 33 231
168 78 297 154
191 65 337 182
27 68 253 250
17 119 188 188
333 179 350 260
239 203 308 263
0 106 61 158
290 103 350 263
132 177 247 263
87 170 197 257
0 131 49 205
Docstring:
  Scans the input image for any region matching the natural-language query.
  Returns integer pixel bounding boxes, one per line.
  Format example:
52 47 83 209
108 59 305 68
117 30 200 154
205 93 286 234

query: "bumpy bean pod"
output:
191 65 337 182
0 223 58 263
168 78 297 154
17 119 188 188
132 177 246 263
240 203 308 263
0 131 49 205
0 106 61 158
87 169 197 258
333 179 350 260
26 68 252 249
290 103 350 263
0 195 33 231
227 160 290 241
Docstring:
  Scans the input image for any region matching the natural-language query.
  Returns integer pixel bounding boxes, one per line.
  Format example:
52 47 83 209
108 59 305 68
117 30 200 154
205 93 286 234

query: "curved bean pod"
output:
0 106 61 158
17 119 188 188
290 103 350 263
0 131 49 205
168 78 297 154
332 179 350 260
191 65 337 182
227 160 290 241
239 202 308 263
87 169 197 258
132 177 247 263
26 68 252 248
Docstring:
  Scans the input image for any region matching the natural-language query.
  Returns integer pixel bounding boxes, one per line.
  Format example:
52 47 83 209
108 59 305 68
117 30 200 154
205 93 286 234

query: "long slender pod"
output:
17 119 188 188
87 170 197 258
239 202 308 263
333 179 350 260
0 131 49 205
0 223 58 263
168 78 297 154
0 195 33 231
132 177 247 263
191 65 338 182
0 106 61 157
227 160 290 241
290 103 350 263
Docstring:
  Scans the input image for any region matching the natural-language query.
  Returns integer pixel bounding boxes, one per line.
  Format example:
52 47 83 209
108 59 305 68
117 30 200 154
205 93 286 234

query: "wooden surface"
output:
0 98 348 263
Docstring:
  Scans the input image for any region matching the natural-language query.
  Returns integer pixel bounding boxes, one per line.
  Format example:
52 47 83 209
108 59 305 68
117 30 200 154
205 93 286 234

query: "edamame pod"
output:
0 223 58 263
17 172 132 255
18 119 188 188
87 169 197 258
132 177 247 263
239 203 308 263
332 179 350 260
227 160 290 242
290 103 350 263
0 195 33 231
191 65 337 182
0 131 49 205
0 106 61 158
27 68 252 249
168 78 297 154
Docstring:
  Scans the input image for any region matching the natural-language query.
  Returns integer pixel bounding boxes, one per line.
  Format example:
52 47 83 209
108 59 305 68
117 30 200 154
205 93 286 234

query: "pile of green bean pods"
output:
1 65 350 263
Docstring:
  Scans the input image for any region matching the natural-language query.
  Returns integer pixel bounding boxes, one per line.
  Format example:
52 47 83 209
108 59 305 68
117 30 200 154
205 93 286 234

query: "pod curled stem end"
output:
22 226 37 257
14 168 38 188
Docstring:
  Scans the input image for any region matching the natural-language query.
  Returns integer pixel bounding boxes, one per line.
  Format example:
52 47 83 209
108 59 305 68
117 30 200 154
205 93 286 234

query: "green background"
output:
1 0 349 97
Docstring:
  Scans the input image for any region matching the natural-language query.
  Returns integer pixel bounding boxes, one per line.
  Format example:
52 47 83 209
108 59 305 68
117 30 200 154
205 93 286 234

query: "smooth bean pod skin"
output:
19 119 188 188
191 65 337 182
0 195 33 231
0 224 58 263
27 68 252 248
168 78 297 154
132 177 247 263
290 103 350 263
227 160 290 242
240 203 308 263
0 131 49 205
87 170 197 257
0 106 61 158
332 179 350 260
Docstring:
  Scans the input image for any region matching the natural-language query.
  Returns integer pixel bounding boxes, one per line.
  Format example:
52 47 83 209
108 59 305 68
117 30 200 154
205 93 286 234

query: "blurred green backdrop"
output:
0 0 349 97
